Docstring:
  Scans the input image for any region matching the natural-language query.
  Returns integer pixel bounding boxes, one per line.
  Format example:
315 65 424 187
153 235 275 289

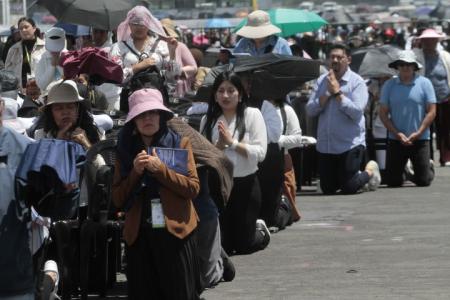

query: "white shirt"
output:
277 104 302 154
109 36 180 82
260 100 282 143
200 107 267 178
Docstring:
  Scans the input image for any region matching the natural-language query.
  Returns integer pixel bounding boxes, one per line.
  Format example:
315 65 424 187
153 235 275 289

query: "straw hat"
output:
236 10 281 39
125 88 173 124
388 50 422 70
161 18 179 38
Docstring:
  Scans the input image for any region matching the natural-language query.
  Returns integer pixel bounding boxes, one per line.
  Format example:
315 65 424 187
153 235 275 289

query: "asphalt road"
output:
85 164 450 300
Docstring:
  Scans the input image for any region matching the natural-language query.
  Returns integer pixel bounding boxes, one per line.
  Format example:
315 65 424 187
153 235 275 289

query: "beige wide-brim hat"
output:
236 10 281 39
45 79 84 106
388 50 422 70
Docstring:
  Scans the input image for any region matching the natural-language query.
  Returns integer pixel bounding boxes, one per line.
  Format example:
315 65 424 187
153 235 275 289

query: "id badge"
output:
151 198 165 228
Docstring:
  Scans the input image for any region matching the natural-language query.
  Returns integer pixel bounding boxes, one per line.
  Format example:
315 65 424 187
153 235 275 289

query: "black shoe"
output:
221 248 235 282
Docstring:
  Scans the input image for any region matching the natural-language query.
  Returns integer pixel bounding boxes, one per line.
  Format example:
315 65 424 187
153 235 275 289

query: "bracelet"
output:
230 139 238 150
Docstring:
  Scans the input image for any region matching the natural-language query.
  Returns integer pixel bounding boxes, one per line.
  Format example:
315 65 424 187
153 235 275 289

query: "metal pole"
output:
5 0 10 24
23 0 27 16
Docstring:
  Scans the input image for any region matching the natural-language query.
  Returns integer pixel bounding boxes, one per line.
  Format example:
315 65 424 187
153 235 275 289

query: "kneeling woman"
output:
200 71 269 255
112 88 201 299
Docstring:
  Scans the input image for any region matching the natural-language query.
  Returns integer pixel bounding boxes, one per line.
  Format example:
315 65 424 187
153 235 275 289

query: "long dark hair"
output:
202 71 248 142
42 101 100 144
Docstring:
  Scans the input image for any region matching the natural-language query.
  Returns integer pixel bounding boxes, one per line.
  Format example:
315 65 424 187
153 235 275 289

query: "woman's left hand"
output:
71 127 91 149
218 121 233 147
145 148 162 173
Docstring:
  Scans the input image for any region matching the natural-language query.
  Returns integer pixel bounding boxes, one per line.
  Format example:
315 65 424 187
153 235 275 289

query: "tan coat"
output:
4 38 46 85
112 137 200 246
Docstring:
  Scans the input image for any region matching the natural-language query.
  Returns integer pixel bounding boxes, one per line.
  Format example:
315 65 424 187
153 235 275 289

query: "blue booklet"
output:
148 147 189 176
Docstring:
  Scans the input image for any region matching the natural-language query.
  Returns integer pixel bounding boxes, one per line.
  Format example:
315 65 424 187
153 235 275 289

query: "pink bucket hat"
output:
125 88 173 124
417 28 446 40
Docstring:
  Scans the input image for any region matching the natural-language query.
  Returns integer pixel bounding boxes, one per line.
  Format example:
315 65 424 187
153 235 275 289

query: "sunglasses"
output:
397 62 415 67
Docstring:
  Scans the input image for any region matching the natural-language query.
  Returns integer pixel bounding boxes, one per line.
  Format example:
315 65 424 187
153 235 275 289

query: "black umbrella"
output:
350 46 371 74
199 53 321 102
37 0 134 30
352 45 402 78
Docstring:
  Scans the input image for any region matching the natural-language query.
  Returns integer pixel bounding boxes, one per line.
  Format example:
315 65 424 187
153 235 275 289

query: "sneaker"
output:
365 160 381 191
256 219 271 250
404 159 414 182
220 248 235 282
43 260 60 300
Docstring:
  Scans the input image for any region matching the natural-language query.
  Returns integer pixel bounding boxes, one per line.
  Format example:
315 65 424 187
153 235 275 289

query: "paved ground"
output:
86 164 450 299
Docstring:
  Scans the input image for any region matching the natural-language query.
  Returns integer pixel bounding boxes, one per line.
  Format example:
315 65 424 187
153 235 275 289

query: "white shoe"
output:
44 260 60 300
404 159 414 181
365 160 381 191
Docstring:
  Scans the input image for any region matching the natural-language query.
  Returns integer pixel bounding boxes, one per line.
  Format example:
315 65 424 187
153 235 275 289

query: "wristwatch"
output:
333 90 343 97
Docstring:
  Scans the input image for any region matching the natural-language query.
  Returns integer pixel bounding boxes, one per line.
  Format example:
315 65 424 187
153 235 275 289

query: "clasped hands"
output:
327 69 341 99
215 121 234 150
133 149 162 175
397 132 420 146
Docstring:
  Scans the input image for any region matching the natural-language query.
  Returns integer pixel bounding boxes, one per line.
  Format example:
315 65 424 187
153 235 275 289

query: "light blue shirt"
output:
380 75 436 140
306 68 368 154
0 126 33 221
233 35 292 56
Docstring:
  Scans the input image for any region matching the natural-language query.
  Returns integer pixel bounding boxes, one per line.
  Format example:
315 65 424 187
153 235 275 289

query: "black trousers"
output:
125 225 200 300
222 173 265 255
318 145 370 195
258 143 285 227
385 139 434 187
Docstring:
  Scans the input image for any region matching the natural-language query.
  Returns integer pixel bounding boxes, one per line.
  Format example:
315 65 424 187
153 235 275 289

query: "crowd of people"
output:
0 4 448 300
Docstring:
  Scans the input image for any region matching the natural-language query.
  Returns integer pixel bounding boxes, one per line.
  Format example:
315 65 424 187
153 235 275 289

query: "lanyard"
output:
24 46 31 65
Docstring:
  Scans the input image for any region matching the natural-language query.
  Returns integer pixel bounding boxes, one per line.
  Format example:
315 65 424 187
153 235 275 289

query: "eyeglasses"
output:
329 55 348 61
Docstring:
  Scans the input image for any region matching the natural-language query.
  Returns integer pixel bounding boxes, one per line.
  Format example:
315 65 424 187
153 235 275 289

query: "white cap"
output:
45 27 66 52
2 97 28 134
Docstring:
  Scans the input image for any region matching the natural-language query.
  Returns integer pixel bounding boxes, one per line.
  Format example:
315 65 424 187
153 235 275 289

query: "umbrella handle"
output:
139 53 150 61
